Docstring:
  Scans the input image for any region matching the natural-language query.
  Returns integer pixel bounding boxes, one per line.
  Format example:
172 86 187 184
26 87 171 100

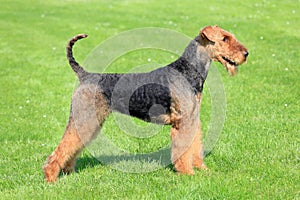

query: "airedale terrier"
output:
44 25 248 182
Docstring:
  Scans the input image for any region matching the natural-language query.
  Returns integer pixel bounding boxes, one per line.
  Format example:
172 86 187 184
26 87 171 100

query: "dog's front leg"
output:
192 122 208 170
170 99 200 175
192 93 207 170
170 126 195 175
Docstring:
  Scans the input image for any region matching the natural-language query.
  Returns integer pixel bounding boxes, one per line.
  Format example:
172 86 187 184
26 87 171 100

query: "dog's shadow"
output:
76 155 101 171
74 150 212 174
76 148 173 173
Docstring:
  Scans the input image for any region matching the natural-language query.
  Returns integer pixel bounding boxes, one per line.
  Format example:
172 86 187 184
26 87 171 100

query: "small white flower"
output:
43 114 47 118
284 68 288 71
147 58 151 62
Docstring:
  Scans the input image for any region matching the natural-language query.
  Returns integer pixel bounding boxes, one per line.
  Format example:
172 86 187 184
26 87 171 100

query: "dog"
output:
43 25 248 182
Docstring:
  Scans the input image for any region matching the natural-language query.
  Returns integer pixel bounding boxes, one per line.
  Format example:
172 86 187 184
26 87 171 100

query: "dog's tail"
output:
66 34 88 79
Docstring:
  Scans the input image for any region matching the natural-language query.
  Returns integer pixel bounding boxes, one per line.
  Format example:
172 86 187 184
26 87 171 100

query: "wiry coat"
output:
73 38 211 123
44 26 248 182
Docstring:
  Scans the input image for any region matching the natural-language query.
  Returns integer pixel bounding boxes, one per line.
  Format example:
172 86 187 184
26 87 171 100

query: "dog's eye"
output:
222 36 229 42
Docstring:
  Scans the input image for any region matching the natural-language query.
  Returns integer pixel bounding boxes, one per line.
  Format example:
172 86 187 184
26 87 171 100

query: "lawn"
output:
0 0 299 199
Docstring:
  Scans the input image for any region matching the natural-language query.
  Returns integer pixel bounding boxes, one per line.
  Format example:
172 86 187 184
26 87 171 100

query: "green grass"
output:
0 0 299 199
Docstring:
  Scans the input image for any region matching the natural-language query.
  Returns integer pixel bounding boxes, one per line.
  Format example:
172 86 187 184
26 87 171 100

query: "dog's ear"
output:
200 25 219 42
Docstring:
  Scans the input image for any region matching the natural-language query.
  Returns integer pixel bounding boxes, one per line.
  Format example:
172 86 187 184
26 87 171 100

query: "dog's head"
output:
200 25 248 76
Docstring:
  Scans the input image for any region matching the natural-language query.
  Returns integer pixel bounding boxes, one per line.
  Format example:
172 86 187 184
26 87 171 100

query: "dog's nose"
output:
244 51 249 58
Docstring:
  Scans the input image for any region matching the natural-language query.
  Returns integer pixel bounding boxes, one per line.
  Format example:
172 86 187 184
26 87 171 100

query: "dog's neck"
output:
169 38 211 93
182 38 211 70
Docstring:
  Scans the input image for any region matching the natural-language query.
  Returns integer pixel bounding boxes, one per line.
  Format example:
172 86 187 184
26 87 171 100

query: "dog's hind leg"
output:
43 84 110 182
43 117 84 182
